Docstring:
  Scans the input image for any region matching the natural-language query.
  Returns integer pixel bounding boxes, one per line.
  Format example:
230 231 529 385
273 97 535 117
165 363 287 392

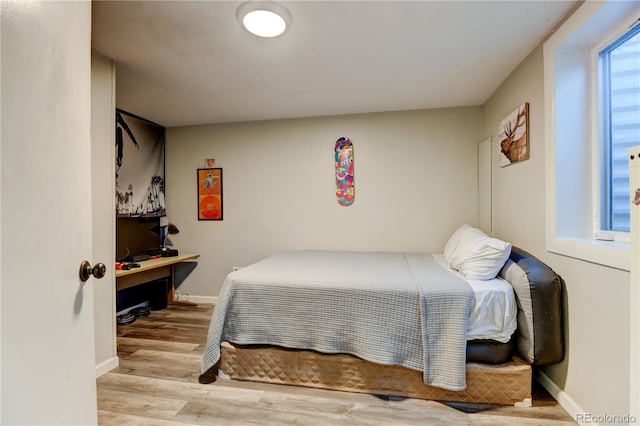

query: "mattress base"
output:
466 339 512 364
220 342 532 406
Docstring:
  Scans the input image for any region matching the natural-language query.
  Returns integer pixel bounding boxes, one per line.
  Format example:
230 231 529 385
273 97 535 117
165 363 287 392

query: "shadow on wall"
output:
175 262 198 292
543 282 570 389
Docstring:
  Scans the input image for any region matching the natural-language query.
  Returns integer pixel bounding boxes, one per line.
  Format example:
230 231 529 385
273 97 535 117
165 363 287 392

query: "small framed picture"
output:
498 102 530 167
197 168 223 220
204 158 216 168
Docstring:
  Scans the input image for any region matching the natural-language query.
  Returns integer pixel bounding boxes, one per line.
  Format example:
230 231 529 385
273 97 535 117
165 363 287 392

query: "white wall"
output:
166 108 481 297
91 51 118 376
482 44 631 417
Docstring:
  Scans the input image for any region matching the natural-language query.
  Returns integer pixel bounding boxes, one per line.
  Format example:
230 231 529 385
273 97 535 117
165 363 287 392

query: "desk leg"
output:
168 265 197 306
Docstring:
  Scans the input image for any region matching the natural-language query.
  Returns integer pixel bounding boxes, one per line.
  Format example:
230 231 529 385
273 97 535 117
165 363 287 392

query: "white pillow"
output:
444 226 511 280
443 224 471 266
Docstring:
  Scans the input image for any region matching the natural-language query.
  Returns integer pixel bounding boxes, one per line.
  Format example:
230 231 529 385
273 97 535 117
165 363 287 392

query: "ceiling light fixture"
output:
237 1 292 38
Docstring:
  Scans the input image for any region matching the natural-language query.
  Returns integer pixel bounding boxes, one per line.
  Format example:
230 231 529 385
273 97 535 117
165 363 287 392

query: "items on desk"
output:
146 248 179 257
161 248 179 257
132 254 151 262
115 262 141 271
149 217 180 255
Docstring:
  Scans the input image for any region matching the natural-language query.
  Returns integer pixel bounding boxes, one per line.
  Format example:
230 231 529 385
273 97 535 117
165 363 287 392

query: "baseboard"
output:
535 370 583 424
95 356 119 378
174 294 217 305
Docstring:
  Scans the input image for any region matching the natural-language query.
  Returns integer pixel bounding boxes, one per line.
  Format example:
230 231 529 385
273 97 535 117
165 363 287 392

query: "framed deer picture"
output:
498 102 529 167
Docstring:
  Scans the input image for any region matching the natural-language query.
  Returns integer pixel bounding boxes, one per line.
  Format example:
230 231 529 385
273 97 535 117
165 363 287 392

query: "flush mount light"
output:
237 1 292 38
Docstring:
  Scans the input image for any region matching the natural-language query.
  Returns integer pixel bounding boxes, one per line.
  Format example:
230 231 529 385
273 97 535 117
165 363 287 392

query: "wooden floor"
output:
97 304 577 425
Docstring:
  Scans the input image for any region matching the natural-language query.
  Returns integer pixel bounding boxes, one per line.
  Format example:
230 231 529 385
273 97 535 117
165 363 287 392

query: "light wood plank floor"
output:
97 304 577 425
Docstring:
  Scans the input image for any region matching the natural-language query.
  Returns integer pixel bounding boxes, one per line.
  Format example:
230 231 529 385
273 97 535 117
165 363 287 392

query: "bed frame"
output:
220 342 533 406
208 247 564 406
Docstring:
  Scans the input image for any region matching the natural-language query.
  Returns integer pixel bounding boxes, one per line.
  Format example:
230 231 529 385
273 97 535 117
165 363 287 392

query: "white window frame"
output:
593 23 639 238
544 0 639 271
591 24 640 236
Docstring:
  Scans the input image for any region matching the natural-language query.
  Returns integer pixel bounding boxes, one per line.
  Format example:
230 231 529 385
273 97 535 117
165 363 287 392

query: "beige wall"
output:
482 44 630 416
166 108 481 297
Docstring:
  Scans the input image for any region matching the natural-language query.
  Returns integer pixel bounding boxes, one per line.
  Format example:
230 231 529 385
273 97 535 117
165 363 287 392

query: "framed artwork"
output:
197 168 223 220
498 102 529 167
115 109 166 217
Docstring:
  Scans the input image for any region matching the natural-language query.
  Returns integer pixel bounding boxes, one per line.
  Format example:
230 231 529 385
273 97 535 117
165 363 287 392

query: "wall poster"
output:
197 168 223 220
335 137 355 206
115 109 166 217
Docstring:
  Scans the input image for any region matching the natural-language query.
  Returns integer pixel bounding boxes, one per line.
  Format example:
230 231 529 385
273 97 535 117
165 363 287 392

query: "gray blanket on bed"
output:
200 250 473 391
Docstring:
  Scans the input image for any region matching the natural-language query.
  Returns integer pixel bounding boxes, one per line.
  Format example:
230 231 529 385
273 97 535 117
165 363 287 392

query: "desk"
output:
115 253 200 305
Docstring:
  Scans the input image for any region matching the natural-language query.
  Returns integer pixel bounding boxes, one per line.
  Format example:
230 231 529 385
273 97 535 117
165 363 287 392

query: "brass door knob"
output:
79 261 107 282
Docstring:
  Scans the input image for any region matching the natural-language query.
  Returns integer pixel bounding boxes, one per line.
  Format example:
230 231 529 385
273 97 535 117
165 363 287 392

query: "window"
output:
544 0 639 271
599 26 640 233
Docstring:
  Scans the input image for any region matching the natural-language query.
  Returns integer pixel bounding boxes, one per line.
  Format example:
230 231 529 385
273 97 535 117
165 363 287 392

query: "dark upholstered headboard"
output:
498 246 565 366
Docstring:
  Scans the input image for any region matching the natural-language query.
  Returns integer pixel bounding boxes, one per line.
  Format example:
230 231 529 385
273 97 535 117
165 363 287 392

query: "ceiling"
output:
92 1 577 128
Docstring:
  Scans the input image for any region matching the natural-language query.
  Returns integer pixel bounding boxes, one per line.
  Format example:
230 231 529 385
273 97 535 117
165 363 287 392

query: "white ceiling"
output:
91 0 577 128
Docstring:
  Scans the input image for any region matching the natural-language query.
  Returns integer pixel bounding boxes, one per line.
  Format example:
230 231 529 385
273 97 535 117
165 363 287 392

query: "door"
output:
478 138 492 235
1 2 99 424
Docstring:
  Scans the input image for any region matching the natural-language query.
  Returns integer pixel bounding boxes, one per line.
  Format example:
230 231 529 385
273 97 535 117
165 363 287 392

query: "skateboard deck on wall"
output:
335 137 354 206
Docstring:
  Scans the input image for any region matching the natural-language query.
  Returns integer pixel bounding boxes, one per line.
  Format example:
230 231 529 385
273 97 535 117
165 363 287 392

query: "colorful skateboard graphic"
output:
335 137 354 206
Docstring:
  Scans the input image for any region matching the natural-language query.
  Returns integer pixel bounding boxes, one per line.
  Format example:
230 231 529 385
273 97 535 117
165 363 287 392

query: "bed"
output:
200 226 564 406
